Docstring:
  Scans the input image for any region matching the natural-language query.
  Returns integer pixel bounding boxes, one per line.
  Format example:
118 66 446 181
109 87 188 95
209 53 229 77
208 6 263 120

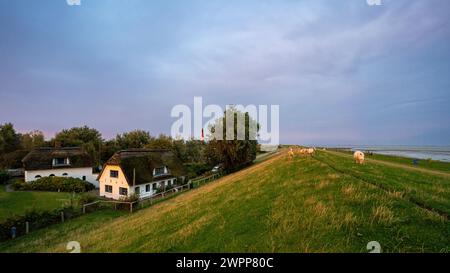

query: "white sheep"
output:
353 151 365 164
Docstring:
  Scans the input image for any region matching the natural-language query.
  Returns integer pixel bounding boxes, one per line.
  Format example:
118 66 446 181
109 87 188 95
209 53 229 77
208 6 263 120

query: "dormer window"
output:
53 157 70 166
153 166 167 176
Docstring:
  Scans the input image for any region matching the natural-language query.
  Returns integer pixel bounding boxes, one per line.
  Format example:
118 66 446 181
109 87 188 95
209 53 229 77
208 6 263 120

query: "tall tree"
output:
20 130 45 150
115 130 152 149
146 134 173 150
0 123 21 154
205 108 258 172
52 126 103 166
53 126 102 147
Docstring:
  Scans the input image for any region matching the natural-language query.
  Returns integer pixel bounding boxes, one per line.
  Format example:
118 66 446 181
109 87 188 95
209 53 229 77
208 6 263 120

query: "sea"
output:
328 145 450 162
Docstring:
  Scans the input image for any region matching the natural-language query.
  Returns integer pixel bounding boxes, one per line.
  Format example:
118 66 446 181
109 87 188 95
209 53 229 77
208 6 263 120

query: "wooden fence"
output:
83 200 139 213
138 183 191 208
190 173 222 188
82 173 223 214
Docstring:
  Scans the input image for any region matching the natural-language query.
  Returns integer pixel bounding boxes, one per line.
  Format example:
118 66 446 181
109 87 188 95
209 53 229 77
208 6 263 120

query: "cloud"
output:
1 0 449 144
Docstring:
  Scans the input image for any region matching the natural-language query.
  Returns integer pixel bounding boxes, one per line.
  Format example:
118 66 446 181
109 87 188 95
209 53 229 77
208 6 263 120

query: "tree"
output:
185 139 206 163
52 126 102 148
0 123 21 154
115 130 152 149
20 130 45 150
146 134 173 150
205 108 258 172
172 138 187 162
52 126 103 166
100 140 119 164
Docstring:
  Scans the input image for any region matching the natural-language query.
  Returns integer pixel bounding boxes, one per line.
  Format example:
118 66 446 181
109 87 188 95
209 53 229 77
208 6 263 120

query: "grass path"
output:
1 150 448 253
324 150 450 177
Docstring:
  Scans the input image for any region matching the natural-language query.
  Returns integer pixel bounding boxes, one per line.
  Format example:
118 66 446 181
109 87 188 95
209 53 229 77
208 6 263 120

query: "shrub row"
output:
13 177 95 193
0 170 10 184
184 163 212 179
0 207 81 242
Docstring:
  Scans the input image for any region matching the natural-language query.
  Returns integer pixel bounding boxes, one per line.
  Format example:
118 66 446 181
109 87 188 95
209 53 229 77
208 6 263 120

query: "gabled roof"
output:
99 149 186 186
22 147 93 171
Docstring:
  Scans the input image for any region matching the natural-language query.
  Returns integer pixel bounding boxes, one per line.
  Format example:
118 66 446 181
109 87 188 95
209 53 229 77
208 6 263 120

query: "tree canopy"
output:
205 108 259 172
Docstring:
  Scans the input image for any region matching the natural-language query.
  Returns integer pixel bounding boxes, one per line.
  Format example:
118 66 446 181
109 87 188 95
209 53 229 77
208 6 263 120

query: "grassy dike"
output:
0 150 448 253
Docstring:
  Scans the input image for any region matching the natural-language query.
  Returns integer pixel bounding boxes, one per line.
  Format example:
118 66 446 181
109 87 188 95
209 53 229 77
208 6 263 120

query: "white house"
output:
97 149 185 200
22 147 98 188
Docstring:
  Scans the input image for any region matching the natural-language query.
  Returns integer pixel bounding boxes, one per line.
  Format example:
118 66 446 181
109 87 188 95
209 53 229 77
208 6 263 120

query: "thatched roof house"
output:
98 149 185 185
22 147 97 186
22 147 92 171
98 149 186 200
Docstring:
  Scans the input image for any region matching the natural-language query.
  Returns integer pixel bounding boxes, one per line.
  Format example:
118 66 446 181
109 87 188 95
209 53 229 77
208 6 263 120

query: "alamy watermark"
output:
367 0 382 6
66 0 81 6
171 97 279 147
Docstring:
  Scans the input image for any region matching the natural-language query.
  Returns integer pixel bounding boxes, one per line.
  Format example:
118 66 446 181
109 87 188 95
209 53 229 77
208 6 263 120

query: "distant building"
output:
22 147 98 187
97 149 185 200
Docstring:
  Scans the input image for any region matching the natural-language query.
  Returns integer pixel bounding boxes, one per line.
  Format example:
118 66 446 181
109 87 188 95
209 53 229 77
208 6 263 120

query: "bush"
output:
185 163 212 179
78 193 98 206
12 177 95 193
11 179 27 190
119 193 139 203
0 170 10 184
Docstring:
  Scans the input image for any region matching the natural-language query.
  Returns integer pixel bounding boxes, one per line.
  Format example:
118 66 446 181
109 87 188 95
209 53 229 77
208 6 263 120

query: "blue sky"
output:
0 0 449 145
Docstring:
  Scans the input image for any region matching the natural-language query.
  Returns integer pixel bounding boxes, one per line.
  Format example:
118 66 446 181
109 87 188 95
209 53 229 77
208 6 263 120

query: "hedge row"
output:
0 170 10 184
13 177 95 193
0 207 81 242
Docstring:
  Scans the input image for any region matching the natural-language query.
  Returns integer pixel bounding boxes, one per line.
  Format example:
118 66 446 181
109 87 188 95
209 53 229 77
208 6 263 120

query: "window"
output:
154 167 165 176
49 174 55 177
152 183 157 190
119 187 128 196
35 175 41 179
53 158 69 166
62 173 68 176
135 186 140 194
105 185 113 193
82 176 86 181
146 184 150 192
110 170 119 178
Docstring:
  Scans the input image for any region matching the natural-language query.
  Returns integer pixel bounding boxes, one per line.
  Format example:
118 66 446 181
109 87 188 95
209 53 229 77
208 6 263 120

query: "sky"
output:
0 0 449 146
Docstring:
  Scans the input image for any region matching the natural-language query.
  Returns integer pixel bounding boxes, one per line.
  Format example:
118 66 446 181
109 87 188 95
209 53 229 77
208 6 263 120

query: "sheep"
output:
288 148 295 160
353 151 365 164
306 148 315 156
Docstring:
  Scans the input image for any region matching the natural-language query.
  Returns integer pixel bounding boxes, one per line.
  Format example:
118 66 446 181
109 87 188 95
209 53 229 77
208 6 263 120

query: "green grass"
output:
315 151 450 216
1 151 449 253
329 149 450 173
0 185 74 221
368 153 450 173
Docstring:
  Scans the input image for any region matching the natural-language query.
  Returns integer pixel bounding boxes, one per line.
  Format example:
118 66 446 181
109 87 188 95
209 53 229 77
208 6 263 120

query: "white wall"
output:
98 165 177 200
130 178 176 199
99 165 129 200
25 167 99 188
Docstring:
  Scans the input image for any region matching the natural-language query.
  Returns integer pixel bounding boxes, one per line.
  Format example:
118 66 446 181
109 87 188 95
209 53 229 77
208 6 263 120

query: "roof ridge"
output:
117 149 170 153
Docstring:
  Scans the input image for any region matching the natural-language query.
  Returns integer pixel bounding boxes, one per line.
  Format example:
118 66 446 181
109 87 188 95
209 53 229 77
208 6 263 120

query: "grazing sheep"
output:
288 148 295 160
354 151 365 164
307 148 315 156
